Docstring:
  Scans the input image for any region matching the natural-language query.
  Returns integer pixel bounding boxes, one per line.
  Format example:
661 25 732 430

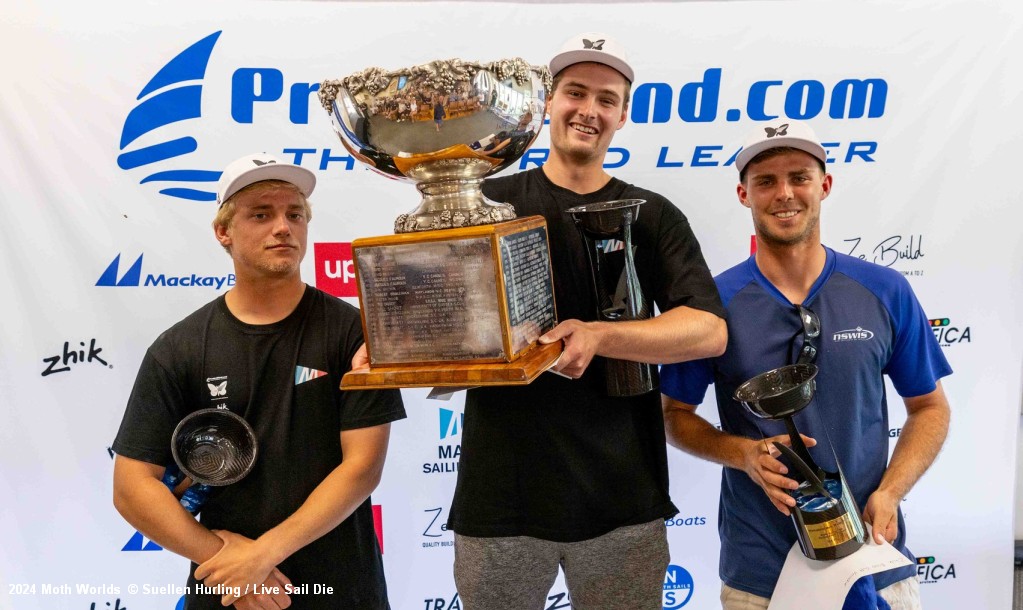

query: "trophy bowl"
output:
171 408 258 486
733 363 818 419
319 58 551 233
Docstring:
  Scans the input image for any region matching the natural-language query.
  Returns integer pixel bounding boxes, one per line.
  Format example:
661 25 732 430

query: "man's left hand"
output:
194 530 277 606
862 488 900 544
540 320 600 379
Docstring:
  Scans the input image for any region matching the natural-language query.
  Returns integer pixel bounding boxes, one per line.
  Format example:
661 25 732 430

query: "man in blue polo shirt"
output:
660 121 952 609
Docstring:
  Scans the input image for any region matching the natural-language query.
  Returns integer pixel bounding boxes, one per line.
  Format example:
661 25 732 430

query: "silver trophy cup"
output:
319 58 551 233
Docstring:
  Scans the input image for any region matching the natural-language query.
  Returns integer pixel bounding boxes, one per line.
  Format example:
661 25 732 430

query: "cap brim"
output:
550 50 634 83
220 165 316 205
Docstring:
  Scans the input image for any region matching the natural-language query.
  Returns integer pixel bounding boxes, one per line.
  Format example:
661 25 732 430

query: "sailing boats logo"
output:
117 31 223 202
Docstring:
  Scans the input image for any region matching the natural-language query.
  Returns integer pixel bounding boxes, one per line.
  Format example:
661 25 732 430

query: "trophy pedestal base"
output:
341 340 563 390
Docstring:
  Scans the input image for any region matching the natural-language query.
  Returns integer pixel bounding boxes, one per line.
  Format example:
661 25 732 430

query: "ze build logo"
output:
96 253 235 290
423 407 463 474
917 555 956 584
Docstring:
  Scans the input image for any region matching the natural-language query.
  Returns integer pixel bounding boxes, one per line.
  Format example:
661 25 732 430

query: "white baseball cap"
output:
735 121 828 174
216 153 316 207
549 32 634 83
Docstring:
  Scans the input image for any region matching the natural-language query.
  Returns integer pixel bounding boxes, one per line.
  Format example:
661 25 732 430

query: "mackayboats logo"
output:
663 564 695 609
314 243 358 298
424 407 462 474
96 253 235 290
916 555 957 584
929 317 971 347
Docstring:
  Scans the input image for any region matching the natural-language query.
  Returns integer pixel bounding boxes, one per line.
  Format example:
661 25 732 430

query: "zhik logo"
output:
582 38 605 51
117 31 223 201
96 253 235 290
41 339 110 377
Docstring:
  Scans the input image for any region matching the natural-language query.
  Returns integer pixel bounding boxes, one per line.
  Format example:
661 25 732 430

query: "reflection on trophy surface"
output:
734 363 867 561
319 58 561 389
163 408 258 513
319 58 549 233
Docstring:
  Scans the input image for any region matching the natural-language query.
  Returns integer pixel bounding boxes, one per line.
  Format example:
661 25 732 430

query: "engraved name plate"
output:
499 226 555 355
345 216 561 386
356 237 504 365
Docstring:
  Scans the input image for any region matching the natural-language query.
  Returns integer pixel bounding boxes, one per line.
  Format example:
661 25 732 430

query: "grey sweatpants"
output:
454 519 670 610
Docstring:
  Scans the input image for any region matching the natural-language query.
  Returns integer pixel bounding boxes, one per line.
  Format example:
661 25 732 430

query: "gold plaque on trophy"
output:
341 216 561 390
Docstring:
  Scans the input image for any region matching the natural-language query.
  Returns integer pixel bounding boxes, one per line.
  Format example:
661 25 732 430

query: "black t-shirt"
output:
113 286 405 609
447 168 725 542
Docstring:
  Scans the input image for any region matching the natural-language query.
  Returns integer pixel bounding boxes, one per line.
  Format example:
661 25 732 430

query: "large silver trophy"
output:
319 58 549 233
319 58 561 389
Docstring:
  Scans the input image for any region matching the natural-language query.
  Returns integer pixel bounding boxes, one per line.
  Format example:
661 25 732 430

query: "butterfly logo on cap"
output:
765 124 789 138
583 39 606 50
252 159 276 167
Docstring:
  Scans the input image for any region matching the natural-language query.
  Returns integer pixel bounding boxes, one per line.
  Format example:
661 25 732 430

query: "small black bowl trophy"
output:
733 310 866 560
565 199 656 397
160 408 258 514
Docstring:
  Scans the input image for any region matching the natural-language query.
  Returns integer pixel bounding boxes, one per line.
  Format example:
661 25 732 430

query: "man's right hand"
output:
233 567 292 609
740 433 817 516
351 343 369 371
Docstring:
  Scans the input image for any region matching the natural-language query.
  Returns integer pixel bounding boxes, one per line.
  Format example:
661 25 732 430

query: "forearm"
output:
878 393 950 499
662 397 750 470
595 306 726 364
113 462 223 564
255 459 381 566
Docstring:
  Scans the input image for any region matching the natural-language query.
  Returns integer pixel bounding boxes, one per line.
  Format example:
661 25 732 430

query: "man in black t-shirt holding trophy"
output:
445 33 727 609
112 154 405 610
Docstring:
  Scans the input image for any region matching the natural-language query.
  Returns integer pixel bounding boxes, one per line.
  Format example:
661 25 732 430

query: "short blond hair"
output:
212 180 312 254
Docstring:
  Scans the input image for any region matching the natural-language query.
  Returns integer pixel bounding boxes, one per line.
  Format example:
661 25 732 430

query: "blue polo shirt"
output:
661 246 952 597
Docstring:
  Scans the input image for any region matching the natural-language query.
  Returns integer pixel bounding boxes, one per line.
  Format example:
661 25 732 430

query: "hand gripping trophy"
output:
319 57 562 390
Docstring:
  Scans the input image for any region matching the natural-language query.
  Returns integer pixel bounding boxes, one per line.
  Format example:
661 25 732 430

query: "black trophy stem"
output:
782 415 824 480
622 209 642 320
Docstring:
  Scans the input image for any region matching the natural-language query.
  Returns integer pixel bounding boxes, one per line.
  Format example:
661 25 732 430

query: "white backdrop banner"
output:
2 1 1021 609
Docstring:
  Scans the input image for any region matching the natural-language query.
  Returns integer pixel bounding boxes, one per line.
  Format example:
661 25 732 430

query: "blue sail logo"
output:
117 31 222 201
